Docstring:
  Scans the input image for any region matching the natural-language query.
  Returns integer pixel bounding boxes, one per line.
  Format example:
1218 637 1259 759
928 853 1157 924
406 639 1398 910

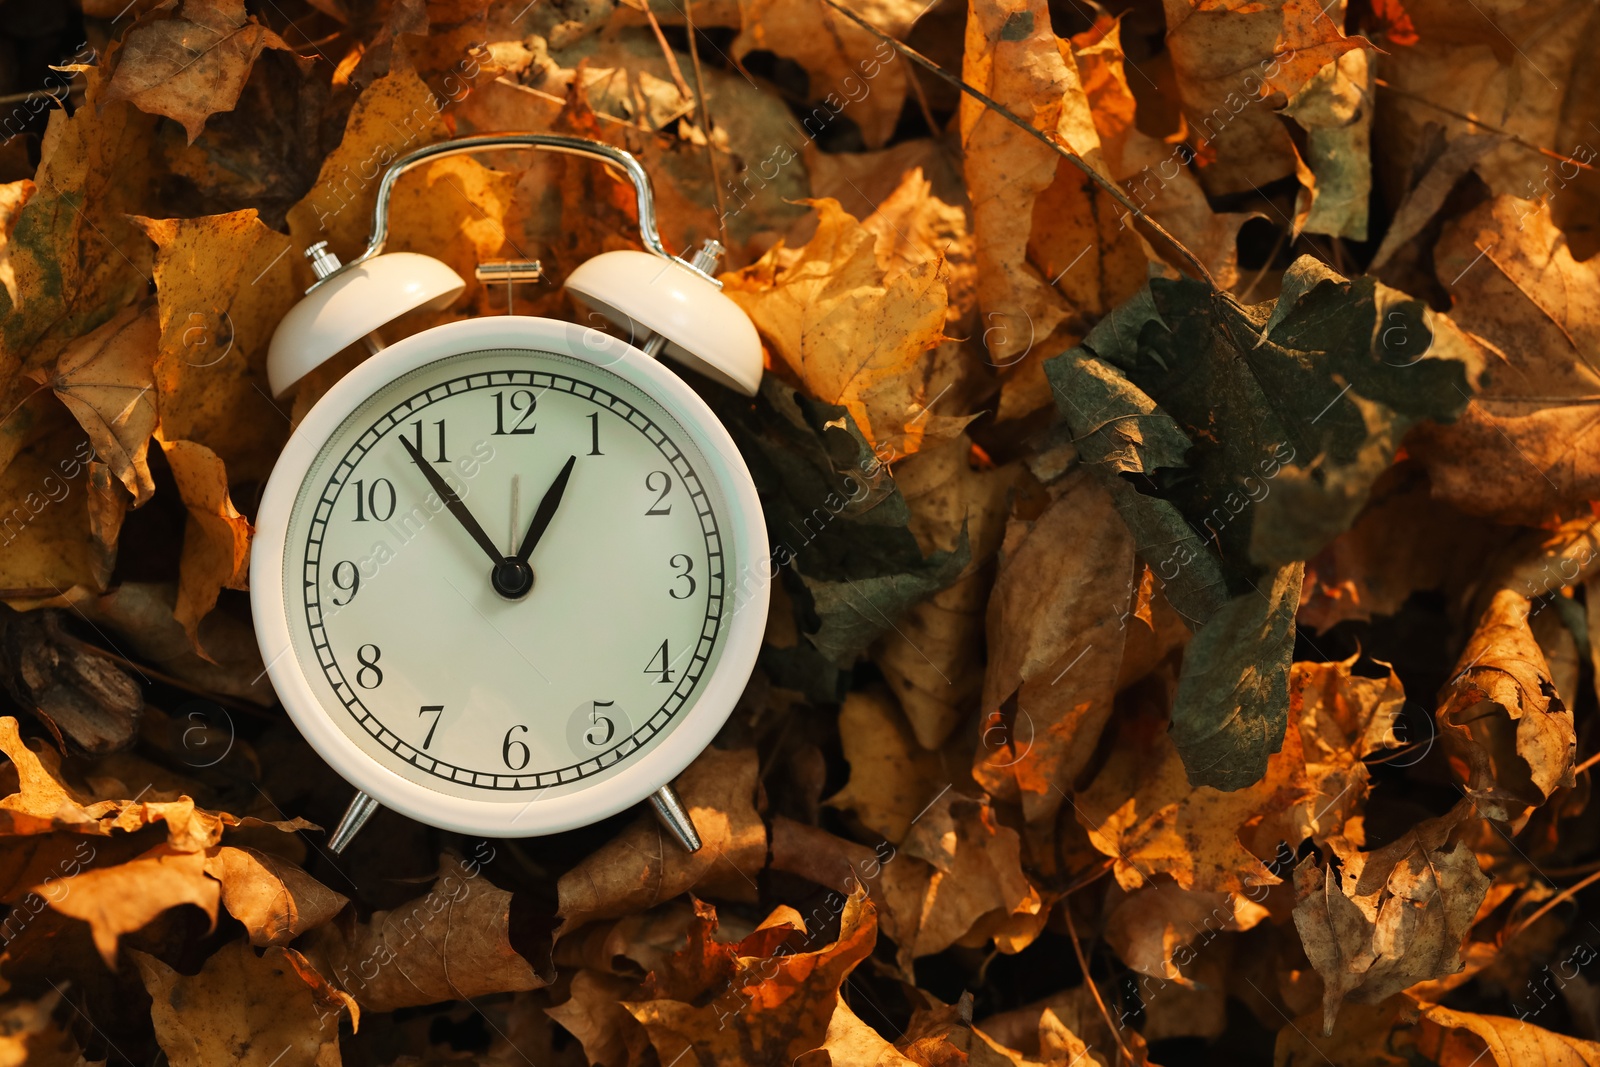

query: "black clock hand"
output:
516 455 577 563
398 436 505 565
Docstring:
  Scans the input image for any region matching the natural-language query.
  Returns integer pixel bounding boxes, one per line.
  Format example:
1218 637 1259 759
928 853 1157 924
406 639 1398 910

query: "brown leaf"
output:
555 746 766 935
0 408 118 601
134 210 297 485
0 607 144 755
0 179 35 308
1291 655 1407 842
1075 698 1312 895
826 689 946 843
1292 805 1490 1034
1415 1002 1600 1066
37 303 160 507
205 846 348 947
135 941 347 1067
724 198 950 461
158 438 252 655
624 887 876 1065
1162 0 1369 196
306 853 548 1010
45 844 219 966
974 468 1138 823
1104 884 1268 987
105 0 292 143
1407 196 1600 523
1436 589 1577 822
812 997 922 1066
0 715 128 835
546 968 651 1067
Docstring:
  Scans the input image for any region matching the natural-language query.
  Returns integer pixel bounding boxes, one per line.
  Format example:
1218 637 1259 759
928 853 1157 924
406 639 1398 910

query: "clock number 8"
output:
355 644 383 689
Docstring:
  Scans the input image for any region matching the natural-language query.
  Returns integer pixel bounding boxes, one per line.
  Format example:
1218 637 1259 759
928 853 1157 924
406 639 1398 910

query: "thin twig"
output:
1372 79 1595 172
815 0 1216 290
1507 867 1600 940
683 0 730 253
1063 905 1135 1065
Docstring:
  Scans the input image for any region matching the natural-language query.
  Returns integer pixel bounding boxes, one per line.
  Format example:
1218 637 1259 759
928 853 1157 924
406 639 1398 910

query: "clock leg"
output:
328 791 381 853
648 785 702 853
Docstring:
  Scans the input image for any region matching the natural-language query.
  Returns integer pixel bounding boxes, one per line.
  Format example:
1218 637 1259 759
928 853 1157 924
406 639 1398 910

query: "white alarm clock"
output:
251 134 770 853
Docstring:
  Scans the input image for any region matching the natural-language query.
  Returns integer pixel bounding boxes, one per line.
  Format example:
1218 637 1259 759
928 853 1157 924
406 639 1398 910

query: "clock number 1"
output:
419 705 444 748
645 639 674 684
587 412 603 456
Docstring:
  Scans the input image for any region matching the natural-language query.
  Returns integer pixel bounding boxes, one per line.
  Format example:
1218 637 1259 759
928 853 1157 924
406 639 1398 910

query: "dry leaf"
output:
159 438 252 654
1293 805 1490 1034
826 688 946 843
1436 589 1577 822
205 846 348 947
1105 884 1268 987
1291 656 1407 842
105 0 292 143
135 941 346 1067
46 845 219 966
1415 1002 1600 1066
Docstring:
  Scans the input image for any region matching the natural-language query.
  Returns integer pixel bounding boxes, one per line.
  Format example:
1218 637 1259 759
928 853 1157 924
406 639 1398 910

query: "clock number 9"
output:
355 644 383 689
645 470 673 515
586 700 616 747
502 724 531 770
351 478 396 522
330 560 360 605
668 554 696 599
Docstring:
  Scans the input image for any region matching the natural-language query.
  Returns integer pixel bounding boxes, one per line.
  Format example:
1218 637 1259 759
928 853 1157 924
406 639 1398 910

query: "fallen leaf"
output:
135 941 347 1067
1415 1002 1600 1066
159 438 252 654
45 844 219 966
0 180 34 308
1292 804 1490 1034
1436 589 1577 822
724 198 950 461
135 210 297 485
105 0 292 143
826 688 946 842
1407 196 1600 524
1291 655 1407 842
974 467 1137 823
1162 0 1369 196
306 853 548 1010
1105 884 1268 987
556 746 765 934
205 845 348 947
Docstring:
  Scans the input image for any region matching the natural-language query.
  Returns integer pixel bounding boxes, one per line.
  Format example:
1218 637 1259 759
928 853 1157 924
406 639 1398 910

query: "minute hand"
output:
398 436 505 564
516 455 577 562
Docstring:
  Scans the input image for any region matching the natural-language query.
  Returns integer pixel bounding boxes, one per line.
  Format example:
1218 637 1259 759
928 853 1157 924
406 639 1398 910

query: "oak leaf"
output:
135 941 347 1067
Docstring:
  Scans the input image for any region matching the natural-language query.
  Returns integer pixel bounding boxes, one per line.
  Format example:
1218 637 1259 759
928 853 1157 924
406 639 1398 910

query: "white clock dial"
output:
279 347 736 812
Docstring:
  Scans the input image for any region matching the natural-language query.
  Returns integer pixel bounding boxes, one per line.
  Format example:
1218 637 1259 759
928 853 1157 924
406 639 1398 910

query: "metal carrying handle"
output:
308 133 673 291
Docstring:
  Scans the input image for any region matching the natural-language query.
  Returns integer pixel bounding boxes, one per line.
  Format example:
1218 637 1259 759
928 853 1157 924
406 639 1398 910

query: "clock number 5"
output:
586 700 616 747
669 554 696 599
502 724 531 770
419 705 444 748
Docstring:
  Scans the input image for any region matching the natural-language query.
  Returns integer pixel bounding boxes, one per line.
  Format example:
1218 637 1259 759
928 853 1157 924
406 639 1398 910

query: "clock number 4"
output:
493 390 537 435
351 479 396 522
419 704 444 748
645 639 674 684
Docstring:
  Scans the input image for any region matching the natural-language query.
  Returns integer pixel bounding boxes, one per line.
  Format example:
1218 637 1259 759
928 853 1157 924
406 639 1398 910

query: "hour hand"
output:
398 436 504 566
516 455 577 563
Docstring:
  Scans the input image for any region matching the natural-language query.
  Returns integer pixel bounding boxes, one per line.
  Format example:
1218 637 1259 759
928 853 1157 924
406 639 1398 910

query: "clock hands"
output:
516 455 577 563
398 436 505 567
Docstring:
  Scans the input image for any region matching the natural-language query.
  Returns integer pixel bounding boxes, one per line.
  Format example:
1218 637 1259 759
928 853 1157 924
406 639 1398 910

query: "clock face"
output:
278 346 741 820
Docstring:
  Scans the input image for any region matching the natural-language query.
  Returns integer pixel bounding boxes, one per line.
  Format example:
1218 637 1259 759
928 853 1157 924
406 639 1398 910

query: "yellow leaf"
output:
159 438 252 655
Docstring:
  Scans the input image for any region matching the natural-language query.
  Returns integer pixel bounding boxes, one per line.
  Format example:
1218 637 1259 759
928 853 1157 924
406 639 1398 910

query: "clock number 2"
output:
645 639 674 684
493 390 538 435
645 470 673 515
355 644 383 688
586 701 616 747
502 724 531 770
419 705 444 748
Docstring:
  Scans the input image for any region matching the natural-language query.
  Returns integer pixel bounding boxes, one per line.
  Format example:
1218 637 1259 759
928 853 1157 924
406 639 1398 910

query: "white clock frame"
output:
250 315 770 837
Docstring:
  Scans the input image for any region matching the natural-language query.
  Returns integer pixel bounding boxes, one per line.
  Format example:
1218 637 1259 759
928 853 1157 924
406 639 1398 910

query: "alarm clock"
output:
251 134 770 854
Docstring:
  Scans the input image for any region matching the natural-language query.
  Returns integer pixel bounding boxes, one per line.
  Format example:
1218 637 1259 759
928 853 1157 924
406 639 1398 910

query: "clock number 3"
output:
669 554 696 599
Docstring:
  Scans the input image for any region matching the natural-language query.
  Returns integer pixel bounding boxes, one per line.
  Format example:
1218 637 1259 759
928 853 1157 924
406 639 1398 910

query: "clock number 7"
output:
645 639 674 684
419 705 444 748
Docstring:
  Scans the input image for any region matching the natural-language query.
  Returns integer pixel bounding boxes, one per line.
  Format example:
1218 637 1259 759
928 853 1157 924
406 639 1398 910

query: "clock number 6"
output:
502 724 531 770
419 705 444 748
645 470 672 515
587 700 616 747
669 554 696 599
355 644 383 689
